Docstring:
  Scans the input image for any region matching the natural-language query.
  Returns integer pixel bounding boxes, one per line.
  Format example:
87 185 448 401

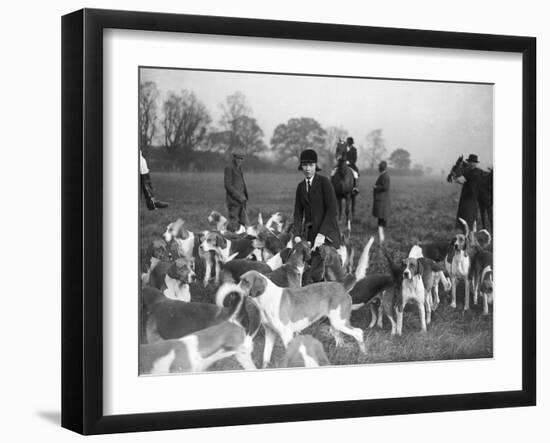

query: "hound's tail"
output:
215 283 246 321
241 298 263 339
343 236 374 292
355 236 375 281
458 217 469 236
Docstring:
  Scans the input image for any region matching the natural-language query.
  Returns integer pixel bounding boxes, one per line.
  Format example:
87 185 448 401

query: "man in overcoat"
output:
454 154 484 230
224 151 249 227
344 136 360 194
372 160 390 243
293 149 340 282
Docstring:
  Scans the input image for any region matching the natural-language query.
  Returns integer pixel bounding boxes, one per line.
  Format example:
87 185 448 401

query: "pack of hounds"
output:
139 210 493 375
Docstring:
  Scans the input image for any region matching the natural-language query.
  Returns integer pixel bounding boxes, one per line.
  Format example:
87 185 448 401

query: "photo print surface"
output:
138 66 493 376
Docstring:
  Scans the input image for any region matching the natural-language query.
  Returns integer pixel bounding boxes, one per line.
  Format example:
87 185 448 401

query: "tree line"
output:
139 81 426 174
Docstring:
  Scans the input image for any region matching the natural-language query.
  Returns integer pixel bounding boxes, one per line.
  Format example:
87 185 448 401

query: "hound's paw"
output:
450 302 457 308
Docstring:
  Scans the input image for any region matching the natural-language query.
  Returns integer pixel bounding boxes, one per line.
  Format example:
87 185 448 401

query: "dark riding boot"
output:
352 178 359 195
141 173 168 210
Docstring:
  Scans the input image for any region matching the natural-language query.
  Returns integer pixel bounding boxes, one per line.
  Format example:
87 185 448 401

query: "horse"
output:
331 140 356 230
447 155 493 230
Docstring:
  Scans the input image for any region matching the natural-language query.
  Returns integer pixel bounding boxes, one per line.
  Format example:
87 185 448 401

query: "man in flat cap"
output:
224 150 249 227
293 149 340 282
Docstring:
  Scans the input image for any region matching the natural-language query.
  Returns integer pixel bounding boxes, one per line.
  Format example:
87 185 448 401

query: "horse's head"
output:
447 155 466 183
335 140 347 161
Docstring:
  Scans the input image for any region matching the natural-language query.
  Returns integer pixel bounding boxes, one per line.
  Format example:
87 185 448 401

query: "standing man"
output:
345 137 360 195
140 150 168 210
372 160 390 243
293 149 340 282
224 150 249 227
453 154 484 230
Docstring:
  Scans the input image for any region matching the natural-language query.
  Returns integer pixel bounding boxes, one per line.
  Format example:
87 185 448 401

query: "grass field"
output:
140 171 493 370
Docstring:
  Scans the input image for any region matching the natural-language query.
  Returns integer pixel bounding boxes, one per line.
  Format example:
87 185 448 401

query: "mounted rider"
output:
331 136 359 194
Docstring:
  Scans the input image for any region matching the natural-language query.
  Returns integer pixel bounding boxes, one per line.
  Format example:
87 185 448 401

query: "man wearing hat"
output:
293 149 341 281
455 153 484 230
372 160 390 243
331 136 360 194
344 137 360 194
224 150 249 227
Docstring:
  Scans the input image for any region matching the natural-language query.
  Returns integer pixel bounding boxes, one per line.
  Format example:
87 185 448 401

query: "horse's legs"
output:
345 196 351 229
338 198 342 221
479 201 488 230
351 195 356 219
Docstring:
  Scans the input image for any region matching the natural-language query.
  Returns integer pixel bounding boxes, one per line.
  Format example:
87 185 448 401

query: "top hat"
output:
466 154 479 163
298 149 322 171
232 150 245 159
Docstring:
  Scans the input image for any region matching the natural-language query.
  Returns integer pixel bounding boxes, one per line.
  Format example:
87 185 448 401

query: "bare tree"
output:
139 81 159 153
162 90 211 159
220 91 264 155
364 129 387 169
233 115 267 155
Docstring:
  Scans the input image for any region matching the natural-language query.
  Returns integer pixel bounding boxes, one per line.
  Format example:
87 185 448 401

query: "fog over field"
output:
141 68 493 172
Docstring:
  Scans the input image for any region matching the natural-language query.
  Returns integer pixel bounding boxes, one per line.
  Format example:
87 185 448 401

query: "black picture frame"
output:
61 8 536 435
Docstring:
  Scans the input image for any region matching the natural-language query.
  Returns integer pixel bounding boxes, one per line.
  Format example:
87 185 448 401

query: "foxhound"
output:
470 248 493 314
219 237 374 368
147 258 196 302
141 239 170 286
208 210 246 234
199 231 251 286
478 265 494 315
264 211 290 235
163 219 195 262
408 245 451 311
142 283 259 344
397 257 428 334
279 335 330 368
264 241 310 288
445 218 471 310
139 287 261 374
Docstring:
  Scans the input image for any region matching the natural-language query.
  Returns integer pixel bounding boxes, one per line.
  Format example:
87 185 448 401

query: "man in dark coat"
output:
224 151 249 227
140 150 168 210
454 154 484 230
372 160 390 243
294 149 341 282
344 136 359 194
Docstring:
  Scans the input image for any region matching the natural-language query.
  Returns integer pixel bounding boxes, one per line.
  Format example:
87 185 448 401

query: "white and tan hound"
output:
163 218 195 262
140 287 260 374
200 231 251 286
445 218 471 310
208 210 246 234
279 335 330 368
219 237 373 368
147 258 196 302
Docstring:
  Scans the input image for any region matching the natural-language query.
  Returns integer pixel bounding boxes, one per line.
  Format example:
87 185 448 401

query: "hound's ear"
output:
250 275 267 298
217 234 228 249
401 258 408 268
167 262 179 279
303 244 312 261
416 259 424 276
280 248 292 263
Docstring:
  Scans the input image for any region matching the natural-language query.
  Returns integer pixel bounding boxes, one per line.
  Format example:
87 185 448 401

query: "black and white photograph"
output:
138 67 494 375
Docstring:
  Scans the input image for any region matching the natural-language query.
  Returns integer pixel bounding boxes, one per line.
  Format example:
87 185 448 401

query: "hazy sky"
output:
141 67 493 171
